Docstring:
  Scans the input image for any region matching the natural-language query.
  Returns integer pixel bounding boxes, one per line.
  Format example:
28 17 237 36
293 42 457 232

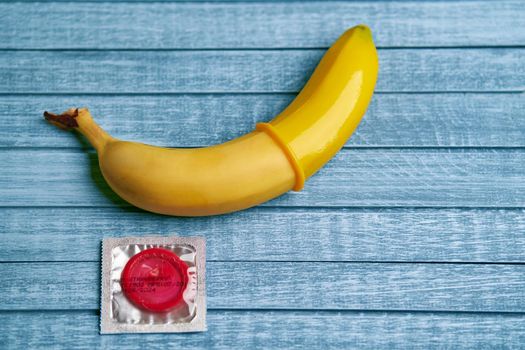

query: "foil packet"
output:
100 236 206 334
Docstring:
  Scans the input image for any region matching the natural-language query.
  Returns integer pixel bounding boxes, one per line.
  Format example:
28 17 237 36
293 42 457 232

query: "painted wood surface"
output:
3 311 524 350
2 207 524 263
2 93 524 148
2 149 525 207
0 1 523 48
1 0 524 348
0 49 523 93
2 261 525 311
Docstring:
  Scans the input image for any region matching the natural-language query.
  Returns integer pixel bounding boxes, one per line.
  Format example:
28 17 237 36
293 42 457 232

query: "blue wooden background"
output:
1 0 525 348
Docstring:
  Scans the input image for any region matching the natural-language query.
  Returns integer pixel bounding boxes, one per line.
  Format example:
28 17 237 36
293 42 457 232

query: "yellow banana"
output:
44 25 379 216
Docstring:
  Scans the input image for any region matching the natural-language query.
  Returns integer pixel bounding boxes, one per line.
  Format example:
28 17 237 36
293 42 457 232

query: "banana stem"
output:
44 108 113 152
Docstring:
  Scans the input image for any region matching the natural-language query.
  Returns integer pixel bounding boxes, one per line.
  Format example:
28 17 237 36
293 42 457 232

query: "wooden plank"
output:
2 149 525 208
0 2 523 48
2 207 525 263
0 49 523 93
1 261 524 311
2 310 524 349
3 93 524 148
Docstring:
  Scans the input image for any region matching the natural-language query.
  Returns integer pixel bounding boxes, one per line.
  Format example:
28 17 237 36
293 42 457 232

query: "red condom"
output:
121 248 189 312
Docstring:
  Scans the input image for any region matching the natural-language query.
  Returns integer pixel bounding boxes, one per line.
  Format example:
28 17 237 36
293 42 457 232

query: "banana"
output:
44 25 379 216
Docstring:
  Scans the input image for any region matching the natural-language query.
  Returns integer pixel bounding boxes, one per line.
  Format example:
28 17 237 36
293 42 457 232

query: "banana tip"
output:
354 24 372 37
341 24 373 43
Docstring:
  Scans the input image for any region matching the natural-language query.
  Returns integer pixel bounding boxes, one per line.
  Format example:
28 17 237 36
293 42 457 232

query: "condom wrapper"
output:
100 236 206 334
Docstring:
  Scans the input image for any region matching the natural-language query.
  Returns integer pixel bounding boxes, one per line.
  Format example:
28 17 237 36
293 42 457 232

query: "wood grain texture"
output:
2 261 524 311
2 207 525 263
3 93 524 148
2 148 525 208
2 310 525 350
0 49 523 93
1 0 524 345
0 1 523 48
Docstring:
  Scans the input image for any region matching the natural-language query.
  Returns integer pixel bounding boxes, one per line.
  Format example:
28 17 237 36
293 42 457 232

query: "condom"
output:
100 236 206 334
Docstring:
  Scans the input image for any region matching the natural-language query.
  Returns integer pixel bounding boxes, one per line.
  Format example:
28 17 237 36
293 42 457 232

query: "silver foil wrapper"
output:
100 236 206 334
